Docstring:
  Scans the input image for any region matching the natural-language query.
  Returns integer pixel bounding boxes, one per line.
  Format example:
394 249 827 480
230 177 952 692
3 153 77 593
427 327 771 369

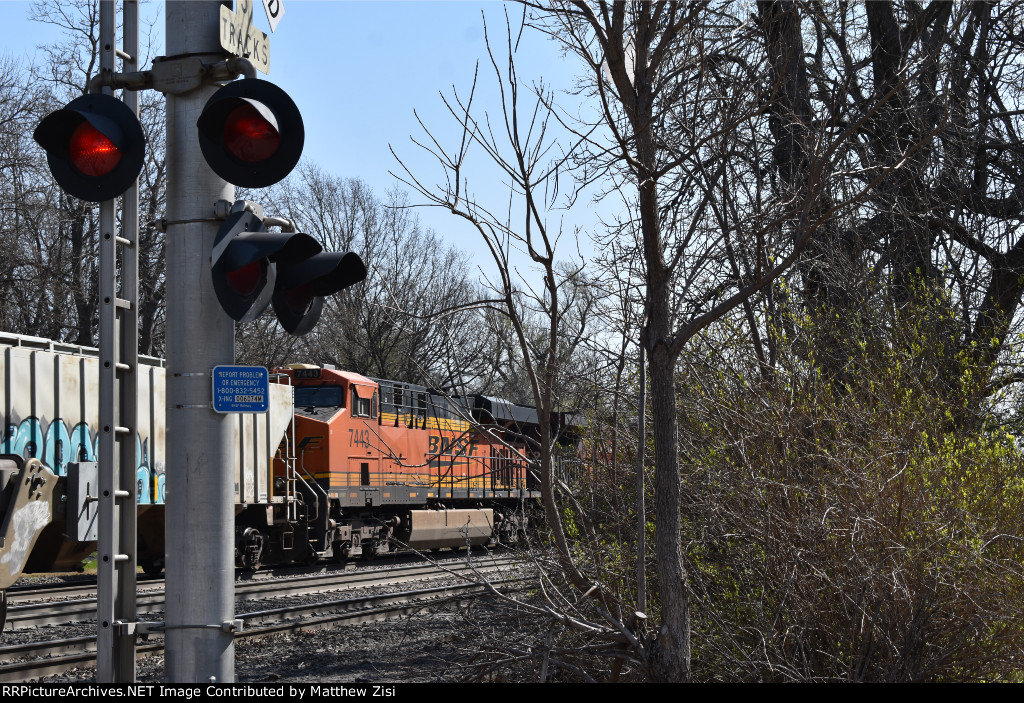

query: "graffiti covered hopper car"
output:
0 332 291 587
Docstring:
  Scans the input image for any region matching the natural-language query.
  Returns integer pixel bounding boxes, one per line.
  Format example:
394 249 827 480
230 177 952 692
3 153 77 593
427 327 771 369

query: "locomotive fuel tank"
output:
403 508 494 549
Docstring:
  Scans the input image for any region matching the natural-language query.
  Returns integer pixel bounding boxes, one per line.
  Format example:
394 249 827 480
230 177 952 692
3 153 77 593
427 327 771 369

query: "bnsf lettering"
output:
427 435 481 457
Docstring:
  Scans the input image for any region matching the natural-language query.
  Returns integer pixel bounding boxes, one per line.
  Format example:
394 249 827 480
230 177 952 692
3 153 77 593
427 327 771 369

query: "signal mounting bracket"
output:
149 55 257 96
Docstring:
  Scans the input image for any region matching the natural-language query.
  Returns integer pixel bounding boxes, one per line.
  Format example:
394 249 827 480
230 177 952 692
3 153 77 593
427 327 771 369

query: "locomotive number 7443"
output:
349 428 372 448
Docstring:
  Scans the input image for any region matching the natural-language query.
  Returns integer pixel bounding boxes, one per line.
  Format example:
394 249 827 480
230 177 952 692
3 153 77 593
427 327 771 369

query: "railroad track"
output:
0 558 520 682
5 551 453 603
6 555 514 630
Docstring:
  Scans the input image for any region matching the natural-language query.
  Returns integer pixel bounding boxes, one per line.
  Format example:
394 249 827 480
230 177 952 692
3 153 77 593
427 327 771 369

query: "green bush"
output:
681 293 1024 681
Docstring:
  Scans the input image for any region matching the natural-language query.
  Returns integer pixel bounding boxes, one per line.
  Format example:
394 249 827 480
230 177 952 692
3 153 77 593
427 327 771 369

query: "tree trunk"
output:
639 165 690 681
648 339 690 681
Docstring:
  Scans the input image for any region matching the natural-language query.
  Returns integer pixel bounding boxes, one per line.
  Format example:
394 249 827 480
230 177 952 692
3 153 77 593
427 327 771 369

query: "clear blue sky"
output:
0 0 608 276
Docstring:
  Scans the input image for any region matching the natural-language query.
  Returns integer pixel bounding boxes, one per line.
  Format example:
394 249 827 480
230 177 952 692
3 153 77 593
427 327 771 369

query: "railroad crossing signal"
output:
35 78 301 201
33 93 145 202
211 207 366 335
272 245 367 335
196 78 303 188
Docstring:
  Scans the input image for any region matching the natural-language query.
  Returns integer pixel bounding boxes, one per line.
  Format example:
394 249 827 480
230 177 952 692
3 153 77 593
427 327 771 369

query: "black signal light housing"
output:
211 210 320 323
211 207 367 335
197 79 304 188
33 93 145 202
272 250 367 335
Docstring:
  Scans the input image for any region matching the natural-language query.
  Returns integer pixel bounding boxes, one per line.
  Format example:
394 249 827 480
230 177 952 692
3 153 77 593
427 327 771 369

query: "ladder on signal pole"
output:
96 0 140 683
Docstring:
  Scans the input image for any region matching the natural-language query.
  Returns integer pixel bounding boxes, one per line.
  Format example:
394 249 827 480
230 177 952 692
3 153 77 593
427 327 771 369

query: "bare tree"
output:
520 2 807 680
395 0 919 681
392 7 674 682
668 2 1024 680
137 87 167 356
742 3 1024 408
0 0 166 350
237 165 493 389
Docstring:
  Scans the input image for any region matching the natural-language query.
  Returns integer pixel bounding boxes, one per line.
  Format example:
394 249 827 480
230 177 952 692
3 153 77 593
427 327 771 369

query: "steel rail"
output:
5 557 516 630
7 551 504 601
0 578 515 682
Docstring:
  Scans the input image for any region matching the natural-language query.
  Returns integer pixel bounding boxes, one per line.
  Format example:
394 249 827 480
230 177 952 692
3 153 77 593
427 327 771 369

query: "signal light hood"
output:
197 78 303 188
33 93 145 202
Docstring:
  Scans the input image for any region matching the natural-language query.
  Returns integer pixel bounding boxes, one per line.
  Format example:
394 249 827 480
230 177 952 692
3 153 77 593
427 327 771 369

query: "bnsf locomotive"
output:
0 333 577 624
236 363 552 569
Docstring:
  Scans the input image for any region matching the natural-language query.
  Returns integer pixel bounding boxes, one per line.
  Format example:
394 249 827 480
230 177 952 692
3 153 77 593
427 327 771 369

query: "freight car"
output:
0 333 577 629
0 332 292 630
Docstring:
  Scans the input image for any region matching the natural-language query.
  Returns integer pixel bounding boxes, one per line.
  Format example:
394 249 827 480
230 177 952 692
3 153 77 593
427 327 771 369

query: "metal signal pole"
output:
96 0 140 683
163 0 237 682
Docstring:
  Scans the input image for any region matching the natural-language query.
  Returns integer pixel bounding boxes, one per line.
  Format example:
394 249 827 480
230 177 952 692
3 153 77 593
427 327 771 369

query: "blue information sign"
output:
212 365 270 413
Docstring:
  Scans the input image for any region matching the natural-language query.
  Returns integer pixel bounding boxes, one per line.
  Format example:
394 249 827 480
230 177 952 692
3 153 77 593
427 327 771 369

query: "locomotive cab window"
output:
294 385 343 408
351 386 373 417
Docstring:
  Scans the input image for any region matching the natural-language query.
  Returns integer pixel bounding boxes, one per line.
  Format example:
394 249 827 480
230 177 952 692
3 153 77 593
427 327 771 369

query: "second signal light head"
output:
211 207 367 336
197 78 304 188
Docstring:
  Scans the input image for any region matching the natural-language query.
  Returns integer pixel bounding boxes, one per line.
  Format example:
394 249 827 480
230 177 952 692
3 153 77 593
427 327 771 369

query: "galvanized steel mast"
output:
163 0 237 682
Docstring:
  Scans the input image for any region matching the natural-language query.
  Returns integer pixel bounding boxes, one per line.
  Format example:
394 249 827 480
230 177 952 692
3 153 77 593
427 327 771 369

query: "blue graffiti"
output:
13 418 42 465
2 416 163 504
43 420 72 476
136 466 152 505
69 423 95 463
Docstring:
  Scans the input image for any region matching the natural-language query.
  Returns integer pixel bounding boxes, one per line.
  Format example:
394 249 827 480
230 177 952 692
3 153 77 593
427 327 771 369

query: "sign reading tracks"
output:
219 0 271 75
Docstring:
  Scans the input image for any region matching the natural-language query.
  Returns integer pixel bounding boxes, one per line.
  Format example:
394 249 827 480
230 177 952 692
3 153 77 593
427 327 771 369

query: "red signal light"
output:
226 260 264 297
197 79 303 188
223 104 280 163
69 121 122 177
281 283 313 314
34 93 145 201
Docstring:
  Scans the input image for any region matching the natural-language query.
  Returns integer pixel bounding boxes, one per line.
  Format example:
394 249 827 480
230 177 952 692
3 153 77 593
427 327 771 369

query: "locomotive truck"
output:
0 332 575 629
